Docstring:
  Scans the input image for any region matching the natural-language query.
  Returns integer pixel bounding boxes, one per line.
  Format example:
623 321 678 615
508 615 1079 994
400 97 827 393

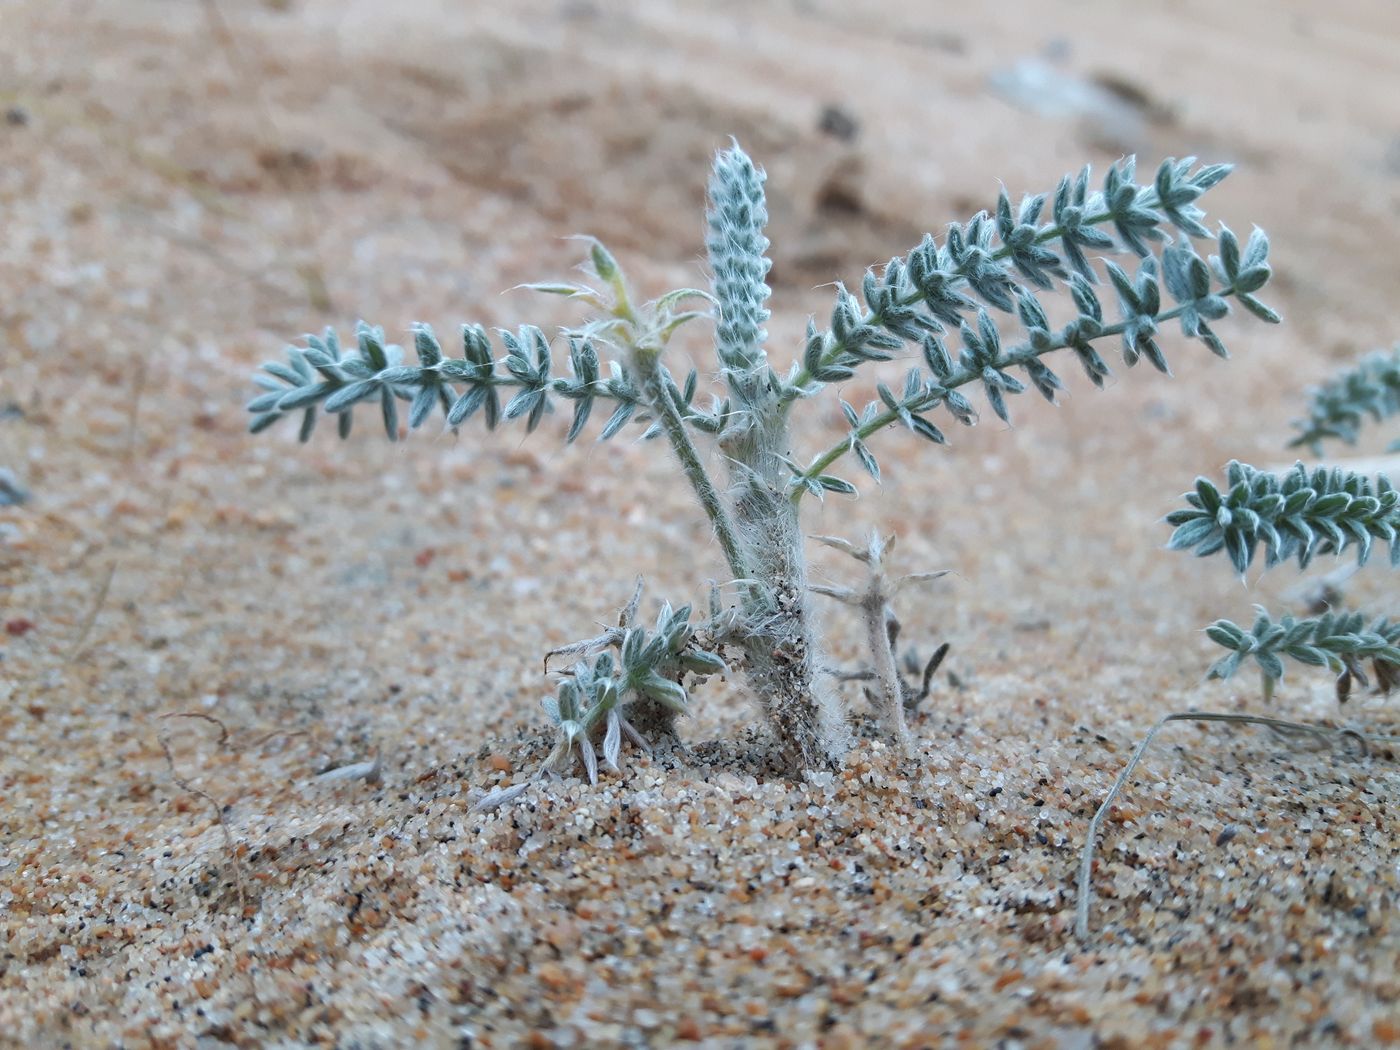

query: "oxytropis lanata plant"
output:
248 142 1278 775
1159 343 1400 702
1077 353 1400 942
1166 346 1400 703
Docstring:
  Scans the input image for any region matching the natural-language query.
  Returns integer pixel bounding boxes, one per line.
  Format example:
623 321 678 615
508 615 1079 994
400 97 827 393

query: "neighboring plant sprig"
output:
1167 460 1400 699
1291 345 1400 453
248 143 1277 771
1081 362 1400 943
1168 459 1400 574
1080 464 1400 939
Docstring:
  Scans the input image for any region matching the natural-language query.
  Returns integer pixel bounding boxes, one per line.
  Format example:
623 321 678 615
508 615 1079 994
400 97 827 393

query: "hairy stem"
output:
629 348 749 582
722 383 849 769
730 486 848 770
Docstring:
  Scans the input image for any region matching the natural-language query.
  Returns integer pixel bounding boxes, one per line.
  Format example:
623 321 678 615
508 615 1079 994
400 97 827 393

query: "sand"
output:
4 0 1400 1045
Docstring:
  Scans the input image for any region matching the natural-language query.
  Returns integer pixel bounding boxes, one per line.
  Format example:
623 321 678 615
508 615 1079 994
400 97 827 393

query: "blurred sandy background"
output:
4 1 1400 1046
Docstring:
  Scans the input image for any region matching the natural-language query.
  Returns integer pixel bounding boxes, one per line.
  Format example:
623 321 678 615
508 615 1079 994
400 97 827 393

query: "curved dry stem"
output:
1074 711 1394 943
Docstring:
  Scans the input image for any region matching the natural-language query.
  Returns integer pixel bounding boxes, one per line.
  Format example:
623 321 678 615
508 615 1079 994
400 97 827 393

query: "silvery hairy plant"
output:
248 142 1278 773
1078 467 1400 942
540 577 728 776
1078 374 1400 942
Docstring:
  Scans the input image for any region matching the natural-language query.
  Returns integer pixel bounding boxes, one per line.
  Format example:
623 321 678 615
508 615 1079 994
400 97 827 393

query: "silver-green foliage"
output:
248 143 1277 771
249 154 1276 499
1203 607 1400 687
1168 461 1400 696
246 265 716 447
784 158 1276 494
1291 346 1400 453
1167 460 1400 574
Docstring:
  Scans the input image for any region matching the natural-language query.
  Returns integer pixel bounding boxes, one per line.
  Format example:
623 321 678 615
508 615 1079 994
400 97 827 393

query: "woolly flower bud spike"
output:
706 143 772 382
